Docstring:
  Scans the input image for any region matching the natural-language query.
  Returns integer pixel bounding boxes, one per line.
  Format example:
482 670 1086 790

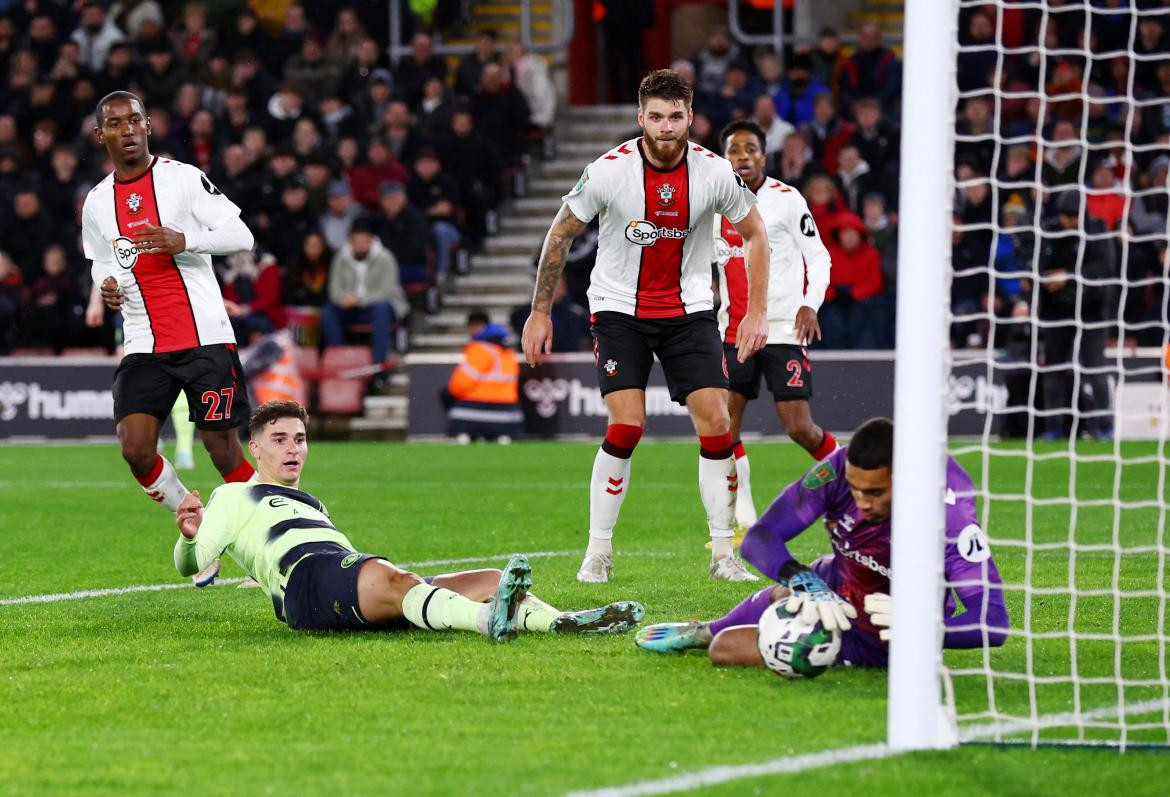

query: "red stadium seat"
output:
317 345 373 415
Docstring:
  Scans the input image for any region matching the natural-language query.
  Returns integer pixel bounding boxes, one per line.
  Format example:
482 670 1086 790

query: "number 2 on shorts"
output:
201 387 235 421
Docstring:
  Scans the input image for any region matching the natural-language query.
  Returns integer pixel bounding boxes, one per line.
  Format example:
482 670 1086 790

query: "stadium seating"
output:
318 345 374 415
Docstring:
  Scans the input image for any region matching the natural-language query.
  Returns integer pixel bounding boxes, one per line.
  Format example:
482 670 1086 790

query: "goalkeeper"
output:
175 399 644 641
635 417 1008 667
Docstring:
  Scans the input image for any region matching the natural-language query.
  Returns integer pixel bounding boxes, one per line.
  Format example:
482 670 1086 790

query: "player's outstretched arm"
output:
730 206 769 363
174 490 204 577
522 203 587 366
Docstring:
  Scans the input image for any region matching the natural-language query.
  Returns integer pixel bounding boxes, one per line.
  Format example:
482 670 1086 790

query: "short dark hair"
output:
719 119 767 154
249 400 309 438
846 417 893 470
467 309 490 326
95 90 145 126
638 69 693 109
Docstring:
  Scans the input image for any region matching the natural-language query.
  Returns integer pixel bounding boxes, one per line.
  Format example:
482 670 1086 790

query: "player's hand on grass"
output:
176 490 203 539
735 309 768 363
133 223 186 255
99 277 124 311
794 306 822 346
785 569 857 632
864 592 892 641
521 310 553 366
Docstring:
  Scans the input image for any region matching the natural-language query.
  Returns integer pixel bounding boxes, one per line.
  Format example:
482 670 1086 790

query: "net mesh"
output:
944 0 1169 747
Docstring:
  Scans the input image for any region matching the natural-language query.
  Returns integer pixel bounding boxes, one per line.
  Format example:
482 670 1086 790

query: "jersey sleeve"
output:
712 160 756 225
561 162 606 224
788 193 832 311
186 165 244 230
175 484 240 576
81 198 117 285
941 459 1010 648
740 456 837 581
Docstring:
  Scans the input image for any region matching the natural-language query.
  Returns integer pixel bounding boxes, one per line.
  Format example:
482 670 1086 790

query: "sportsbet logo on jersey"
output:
112 236 138 269
624 220 692 246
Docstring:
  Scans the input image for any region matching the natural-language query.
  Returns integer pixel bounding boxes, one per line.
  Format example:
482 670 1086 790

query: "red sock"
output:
601 424 643 459
134 454 165 487
699 433 733 459
811 430 838 462
732 440 747 460
223 461 256 483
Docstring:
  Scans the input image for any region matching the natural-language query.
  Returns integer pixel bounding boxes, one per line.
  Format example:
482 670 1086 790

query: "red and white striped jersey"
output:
82 156 246 355
715 178 832 345
562 138 756 318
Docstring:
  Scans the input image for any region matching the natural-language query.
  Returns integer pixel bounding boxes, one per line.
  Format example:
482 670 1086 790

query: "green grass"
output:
1 441 1168 795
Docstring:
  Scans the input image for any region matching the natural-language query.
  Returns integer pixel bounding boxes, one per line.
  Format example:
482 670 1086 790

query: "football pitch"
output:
1 440 1168 795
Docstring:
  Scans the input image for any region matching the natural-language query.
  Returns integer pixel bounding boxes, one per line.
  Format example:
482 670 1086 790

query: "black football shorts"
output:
113 343 251 430
724 343 813 401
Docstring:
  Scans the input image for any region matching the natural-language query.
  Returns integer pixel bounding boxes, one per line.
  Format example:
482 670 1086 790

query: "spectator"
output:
754 50 784 96
265 81 309 143
808 27 846 94
25 13 62 74
266 176 318 265
0 251 22 354
380 100 421 166
706 63 762 129
320 219 409 365
840 22 902 112
803 173 849 233
286 231 332 308
417 76 456 139
773 51 829 127
776 130 819 189
836 144 878 215
325 7 366 68
140 38 188 111
691 27 741 99
958 10 998 91
1 188 53 279
301 154 333 214
220 248 285 340
599 0 654 104
72 0 125 74
510 275 589 354
174 2 216 69
456 29 499 99
438 108 504 249
750 93 794 166
1086 154 1126 230
442 309 523 444
951 175 995 348
1035 192 1116 439
319 179 361 252
862 192 898 294
802 92 854 175
469 61 530 169
850 97 899 200
509 40 556 144
27 244 82 353
395 31 447 110
268 3 310 76
1041 118 1083 189
954 96 997 177
40 145 83 224
355 67 394 136
291 116 325 161
339 36 385 103
408 148 463 278
317 93 360 143
284 30 342 106
371 181 433 293
219 9 268 62
213 142 260 217
348 136 409 211
819 212 887 349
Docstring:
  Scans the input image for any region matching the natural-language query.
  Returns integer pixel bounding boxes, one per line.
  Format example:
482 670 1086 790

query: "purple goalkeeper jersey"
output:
740 447 1008 648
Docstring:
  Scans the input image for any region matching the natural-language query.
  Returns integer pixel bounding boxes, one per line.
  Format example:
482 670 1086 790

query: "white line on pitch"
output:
0 550 579 606
562 699 1170 797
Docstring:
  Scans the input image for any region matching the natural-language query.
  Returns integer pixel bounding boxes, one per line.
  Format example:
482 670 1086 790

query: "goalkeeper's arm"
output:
863 584 1009 648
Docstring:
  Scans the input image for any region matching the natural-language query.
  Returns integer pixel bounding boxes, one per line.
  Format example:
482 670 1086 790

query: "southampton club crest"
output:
125 192 143 215
604 358 618 377
657 183 676 207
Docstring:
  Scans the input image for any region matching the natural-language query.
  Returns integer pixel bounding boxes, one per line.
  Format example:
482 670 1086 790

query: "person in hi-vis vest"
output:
442 310 523 444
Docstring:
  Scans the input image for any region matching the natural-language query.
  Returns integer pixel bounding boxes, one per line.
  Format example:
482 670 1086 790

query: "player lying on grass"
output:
174 400 645 641
635 417 1009 666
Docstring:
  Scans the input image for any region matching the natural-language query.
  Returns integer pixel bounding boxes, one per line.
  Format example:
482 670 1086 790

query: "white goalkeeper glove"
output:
784 570 857 632
864 592 892 641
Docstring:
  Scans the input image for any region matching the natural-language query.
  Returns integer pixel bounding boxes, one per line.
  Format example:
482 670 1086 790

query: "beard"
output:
642 130 688 164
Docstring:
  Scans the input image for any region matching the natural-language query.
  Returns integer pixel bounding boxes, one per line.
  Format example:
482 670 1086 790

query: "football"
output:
756 599 841 679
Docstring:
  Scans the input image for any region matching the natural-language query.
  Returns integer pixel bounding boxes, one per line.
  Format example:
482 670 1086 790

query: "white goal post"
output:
891 0 1170 750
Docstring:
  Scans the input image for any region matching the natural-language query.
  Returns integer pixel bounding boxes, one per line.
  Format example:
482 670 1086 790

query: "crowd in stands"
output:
0 1 553 358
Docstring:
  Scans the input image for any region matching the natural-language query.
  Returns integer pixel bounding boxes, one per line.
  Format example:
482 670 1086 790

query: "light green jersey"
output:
174 481 357 603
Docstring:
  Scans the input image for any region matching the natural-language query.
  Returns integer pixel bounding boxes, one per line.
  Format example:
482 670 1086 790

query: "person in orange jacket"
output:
442 310 523 443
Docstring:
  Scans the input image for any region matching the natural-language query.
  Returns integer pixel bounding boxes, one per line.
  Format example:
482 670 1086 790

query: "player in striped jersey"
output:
715 121 837 534
521 70 771 582
83 91 257 521
175 400 645 638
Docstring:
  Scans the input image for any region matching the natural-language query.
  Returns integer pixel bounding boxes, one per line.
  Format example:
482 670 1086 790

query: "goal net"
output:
893 0 1170 749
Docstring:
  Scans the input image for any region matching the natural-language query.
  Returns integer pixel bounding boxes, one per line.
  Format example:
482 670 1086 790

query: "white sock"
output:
517 593 561 632
589 447 632 544
586 535 613 558
699 453 736 559
400 583 488 635
138 455 189 512
734 449 758 529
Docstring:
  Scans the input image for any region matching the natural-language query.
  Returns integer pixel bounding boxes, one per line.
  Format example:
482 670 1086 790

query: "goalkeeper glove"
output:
785 570 857 632
863 592 891 641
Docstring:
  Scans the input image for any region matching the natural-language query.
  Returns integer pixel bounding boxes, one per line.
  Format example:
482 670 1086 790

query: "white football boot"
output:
575 552 613 583
709 555 759 582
